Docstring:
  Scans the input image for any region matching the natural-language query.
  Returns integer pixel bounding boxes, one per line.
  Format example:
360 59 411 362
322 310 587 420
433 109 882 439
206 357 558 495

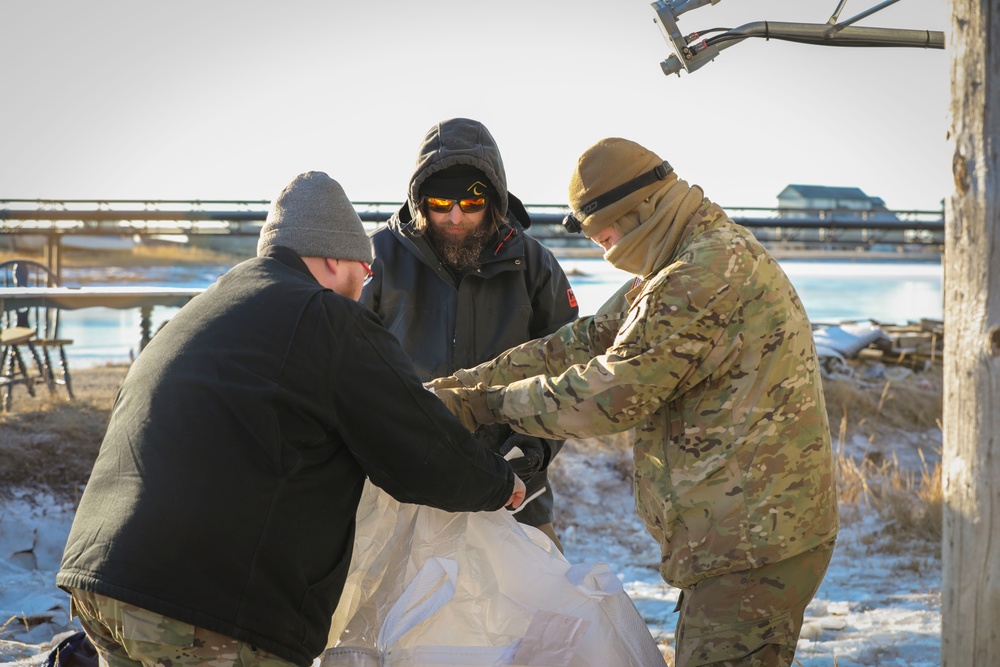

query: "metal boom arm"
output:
651 0 945 77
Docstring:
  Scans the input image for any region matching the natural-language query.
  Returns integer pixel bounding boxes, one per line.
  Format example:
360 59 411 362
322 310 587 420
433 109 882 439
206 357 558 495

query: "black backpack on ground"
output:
44 630 99 667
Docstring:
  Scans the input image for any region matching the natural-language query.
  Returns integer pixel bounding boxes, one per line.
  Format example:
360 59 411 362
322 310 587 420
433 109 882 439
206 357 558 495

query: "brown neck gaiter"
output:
604 178 706 277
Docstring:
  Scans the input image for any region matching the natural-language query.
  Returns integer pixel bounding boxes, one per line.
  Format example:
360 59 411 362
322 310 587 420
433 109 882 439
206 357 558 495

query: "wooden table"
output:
0 286 205 350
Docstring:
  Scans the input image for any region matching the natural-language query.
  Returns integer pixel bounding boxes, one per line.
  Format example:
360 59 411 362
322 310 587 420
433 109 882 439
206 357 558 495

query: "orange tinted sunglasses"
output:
425 196 488 214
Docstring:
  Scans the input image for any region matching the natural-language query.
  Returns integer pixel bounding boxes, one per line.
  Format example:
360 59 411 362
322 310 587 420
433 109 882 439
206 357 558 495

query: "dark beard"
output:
426 222 492 273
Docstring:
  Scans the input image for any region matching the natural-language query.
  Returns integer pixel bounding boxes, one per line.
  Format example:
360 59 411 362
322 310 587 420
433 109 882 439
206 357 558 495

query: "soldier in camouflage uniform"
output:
429 138 839 666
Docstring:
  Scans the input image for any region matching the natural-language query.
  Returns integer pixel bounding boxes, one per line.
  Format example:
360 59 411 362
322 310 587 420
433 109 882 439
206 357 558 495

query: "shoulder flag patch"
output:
567 288 578 308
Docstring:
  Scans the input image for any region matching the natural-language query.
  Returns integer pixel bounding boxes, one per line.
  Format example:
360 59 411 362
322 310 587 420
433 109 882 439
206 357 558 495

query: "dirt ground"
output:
0 365 130 502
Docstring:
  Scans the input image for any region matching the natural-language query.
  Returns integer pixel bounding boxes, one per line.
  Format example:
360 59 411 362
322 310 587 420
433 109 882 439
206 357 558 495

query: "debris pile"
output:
856 319 944 370
814 319 944 381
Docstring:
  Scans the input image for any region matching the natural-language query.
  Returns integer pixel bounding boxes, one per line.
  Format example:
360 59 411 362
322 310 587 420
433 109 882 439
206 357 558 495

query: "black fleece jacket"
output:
57 246 513 666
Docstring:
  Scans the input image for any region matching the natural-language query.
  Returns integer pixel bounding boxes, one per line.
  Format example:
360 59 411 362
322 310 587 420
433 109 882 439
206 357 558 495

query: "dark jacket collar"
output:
258 245 317 281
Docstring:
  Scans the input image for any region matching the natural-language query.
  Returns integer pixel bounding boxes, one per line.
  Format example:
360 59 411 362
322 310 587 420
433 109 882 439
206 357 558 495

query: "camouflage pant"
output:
68 589 296 667
673 540 835 667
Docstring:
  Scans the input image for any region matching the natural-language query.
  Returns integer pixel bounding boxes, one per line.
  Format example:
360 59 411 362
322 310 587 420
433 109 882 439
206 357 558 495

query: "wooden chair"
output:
0 259 75 409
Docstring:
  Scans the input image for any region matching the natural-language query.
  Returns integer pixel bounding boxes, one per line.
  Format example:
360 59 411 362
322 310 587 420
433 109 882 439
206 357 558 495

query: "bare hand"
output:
506 474 527 510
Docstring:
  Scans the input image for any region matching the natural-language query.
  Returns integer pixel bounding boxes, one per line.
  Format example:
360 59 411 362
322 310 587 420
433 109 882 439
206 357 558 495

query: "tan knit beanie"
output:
567 138 678 238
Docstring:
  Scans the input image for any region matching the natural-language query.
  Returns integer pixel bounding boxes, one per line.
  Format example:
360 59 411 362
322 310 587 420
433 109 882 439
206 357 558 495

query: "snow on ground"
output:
0 492 78 665
0 434 942 666
549 435 942 667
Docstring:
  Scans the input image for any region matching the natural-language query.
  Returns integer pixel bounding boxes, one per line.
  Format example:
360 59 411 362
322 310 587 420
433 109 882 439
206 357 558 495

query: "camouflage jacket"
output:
458 202 839 588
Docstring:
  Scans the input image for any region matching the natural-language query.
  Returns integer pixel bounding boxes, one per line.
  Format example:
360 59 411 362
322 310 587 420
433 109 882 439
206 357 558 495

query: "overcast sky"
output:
1 0 950 211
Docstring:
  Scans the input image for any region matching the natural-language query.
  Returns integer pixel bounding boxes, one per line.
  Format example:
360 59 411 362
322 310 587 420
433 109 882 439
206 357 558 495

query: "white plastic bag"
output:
321 481 663 667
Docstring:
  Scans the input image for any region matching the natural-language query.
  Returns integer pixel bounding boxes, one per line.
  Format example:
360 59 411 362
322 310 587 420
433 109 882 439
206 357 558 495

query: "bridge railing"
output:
1 199 945 280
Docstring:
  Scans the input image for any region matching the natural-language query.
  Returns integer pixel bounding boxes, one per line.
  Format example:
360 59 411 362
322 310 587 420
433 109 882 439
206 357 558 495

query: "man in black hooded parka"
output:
361 118 578 550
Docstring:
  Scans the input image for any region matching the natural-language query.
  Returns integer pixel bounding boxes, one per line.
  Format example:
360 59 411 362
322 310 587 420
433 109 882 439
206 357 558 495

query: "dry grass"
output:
835 448 943 550
0 364 129 502
825 363 944 549
823 371 942 435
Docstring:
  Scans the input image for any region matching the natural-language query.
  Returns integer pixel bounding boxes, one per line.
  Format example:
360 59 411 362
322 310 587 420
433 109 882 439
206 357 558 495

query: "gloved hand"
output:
499 433 547 481
435 383 504 432
424 369 476 392
424 375 466 392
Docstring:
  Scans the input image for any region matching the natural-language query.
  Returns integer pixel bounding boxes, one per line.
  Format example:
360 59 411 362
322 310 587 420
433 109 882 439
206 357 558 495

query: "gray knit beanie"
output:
257 171 373 263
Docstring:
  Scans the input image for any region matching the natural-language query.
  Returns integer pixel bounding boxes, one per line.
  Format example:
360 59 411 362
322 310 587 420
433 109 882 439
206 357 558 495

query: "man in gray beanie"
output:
257 171 374 270
57 170 525 667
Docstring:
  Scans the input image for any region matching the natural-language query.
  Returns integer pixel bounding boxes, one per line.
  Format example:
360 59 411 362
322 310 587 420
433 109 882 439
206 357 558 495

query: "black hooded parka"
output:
361 118 579 527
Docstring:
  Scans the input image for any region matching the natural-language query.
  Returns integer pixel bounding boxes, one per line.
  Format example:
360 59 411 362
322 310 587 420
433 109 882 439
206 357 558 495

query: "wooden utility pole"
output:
942 0 1000 664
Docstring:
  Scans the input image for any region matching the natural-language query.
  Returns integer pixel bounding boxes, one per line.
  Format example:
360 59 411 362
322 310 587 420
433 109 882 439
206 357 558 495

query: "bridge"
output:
1 199 945 281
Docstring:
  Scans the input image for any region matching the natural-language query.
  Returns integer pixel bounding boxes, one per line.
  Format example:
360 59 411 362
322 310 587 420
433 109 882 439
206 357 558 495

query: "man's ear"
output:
324 257 339 275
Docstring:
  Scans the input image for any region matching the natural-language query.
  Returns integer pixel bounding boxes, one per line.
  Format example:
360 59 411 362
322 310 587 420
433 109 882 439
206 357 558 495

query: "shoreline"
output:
3 243 943 266
548 245 941 261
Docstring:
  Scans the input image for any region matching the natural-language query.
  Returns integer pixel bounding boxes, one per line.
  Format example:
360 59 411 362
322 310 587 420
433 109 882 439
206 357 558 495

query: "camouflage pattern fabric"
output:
68 589 296 667
673 539 834 666
457 201 839 590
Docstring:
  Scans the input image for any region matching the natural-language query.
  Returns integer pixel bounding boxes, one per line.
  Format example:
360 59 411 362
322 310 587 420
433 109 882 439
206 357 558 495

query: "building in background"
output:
777 184 899 223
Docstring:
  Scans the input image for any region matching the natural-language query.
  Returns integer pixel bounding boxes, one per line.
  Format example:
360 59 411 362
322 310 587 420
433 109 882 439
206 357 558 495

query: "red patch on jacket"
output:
567 288 578 308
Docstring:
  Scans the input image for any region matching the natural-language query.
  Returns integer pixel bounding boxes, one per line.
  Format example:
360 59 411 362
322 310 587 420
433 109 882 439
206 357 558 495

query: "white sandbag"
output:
321 481 663 667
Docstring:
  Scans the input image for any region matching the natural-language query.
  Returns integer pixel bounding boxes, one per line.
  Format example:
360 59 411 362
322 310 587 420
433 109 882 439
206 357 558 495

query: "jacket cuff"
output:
486 386 507 421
